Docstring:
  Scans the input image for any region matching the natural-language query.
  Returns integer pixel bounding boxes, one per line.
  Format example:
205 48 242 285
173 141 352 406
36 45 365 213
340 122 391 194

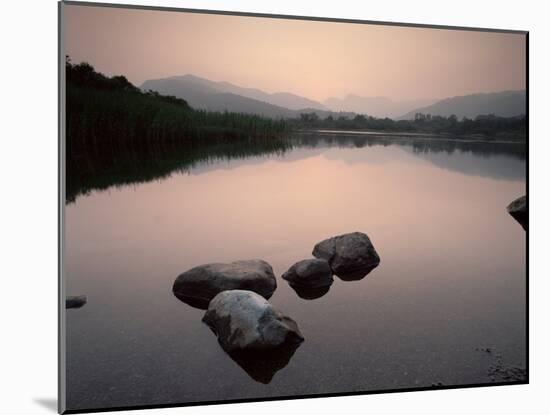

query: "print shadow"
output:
34 398 57 413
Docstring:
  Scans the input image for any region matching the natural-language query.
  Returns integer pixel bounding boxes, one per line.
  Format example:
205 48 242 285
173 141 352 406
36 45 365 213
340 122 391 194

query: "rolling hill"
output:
399 90 526 120
141 74 330 117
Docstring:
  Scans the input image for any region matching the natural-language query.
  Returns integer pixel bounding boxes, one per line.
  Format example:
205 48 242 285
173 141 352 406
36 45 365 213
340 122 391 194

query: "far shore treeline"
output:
65 59 526 202
291 112 526 140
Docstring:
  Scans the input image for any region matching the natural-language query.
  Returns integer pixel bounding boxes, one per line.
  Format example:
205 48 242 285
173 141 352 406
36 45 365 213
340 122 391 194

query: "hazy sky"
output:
64 4 526 102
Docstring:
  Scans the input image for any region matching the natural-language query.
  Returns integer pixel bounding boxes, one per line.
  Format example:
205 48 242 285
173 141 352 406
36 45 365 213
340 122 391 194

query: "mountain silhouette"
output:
141 74 327 118
399 90 526 120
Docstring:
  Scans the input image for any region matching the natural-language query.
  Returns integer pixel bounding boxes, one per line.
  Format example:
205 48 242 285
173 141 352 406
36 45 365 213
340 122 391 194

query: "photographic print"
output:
59 1 528 413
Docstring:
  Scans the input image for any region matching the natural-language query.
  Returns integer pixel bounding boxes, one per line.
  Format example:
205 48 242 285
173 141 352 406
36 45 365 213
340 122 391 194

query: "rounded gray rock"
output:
312 232 380 280
282 258 333 287
173 260 277 309
202 290 304 352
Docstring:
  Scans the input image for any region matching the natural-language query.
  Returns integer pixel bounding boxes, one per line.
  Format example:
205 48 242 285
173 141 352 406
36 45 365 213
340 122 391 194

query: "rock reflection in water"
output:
335 263 380 281
226 342 302 384
172 292 210 310
288 281 333 300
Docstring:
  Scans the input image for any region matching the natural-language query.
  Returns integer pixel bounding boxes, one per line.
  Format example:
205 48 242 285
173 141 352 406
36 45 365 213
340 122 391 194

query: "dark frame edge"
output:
60 0 528 35
58 1 67 414
525 30 530 385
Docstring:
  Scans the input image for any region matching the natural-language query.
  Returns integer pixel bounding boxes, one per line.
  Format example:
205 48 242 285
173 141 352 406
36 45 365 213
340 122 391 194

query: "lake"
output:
64 132 527 411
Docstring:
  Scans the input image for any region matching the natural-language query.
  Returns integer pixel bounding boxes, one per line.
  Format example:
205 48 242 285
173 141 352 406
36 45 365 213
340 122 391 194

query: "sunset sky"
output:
63 4 526 102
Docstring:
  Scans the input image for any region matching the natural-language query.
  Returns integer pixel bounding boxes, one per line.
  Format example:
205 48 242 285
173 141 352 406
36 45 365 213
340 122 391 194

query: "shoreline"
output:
298 129 526 145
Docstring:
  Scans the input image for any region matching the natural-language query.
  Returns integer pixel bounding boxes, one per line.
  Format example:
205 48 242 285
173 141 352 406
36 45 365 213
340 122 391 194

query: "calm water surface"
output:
65 133 526 410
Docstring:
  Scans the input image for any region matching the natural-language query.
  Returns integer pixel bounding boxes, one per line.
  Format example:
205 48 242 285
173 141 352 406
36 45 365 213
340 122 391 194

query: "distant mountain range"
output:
324 95 436 119
141 74 332 119
142 75 293 118
399 90 526 120
141 75 526 121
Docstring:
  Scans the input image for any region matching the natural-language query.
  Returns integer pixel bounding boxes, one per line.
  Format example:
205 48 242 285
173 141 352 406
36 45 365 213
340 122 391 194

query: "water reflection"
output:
65 131 526 409
66 138 293 203
335 263 380 281
297 133 525 181
67 132 525 203
172 291 210 310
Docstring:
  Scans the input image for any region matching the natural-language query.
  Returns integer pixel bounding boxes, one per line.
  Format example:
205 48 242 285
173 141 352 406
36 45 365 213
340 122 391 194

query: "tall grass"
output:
65 61 290 202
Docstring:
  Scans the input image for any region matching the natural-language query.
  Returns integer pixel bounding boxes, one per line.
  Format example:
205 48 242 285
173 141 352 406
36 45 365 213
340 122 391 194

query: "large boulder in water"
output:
312 232 380 280
282 258 334 300
507 195 527 230
203 290 304 352
203 289 304 384
173 260 277 309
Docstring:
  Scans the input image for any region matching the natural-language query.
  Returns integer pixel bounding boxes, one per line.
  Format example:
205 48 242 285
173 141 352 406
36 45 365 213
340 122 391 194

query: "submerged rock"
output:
312 232 380 280
507 195 527 230
203 290 304 352
66 295 87 309
173 260 277 309
282 258 333 300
